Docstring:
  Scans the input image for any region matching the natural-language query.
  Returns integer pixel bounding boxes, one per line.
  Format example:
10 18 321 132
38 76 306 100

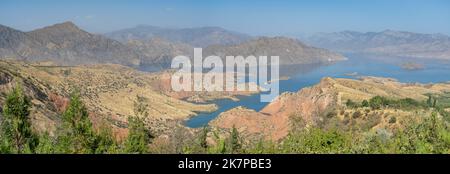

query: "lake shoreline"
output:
183 55 450 128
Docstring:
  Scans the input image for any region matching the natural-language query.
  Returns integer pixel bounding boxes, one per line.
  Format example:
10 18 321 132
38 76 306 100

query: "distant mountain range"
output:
204 36 347 65
105 25 252 47
304 30 450 59
126 37 194 67
0 21 347 67
0 22 140 66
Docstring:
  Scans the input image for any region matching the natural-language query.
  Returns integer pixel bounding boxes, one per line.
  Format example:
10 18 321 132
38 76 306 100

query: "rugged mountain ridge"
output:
105 25 252 47
0 22 141 66
0 24 45 59
1 22 346 68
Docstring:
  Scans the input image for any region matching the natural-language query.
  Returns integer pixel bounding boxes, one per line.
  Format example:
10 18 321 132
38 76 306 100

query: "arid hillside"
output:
0 60 218 140
210 76 450 141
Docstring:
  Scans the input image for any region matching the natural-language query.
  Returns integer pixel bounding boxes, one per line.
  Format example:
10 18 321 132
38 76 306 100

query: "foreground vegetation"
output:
1 85 450 154
0 86 152 154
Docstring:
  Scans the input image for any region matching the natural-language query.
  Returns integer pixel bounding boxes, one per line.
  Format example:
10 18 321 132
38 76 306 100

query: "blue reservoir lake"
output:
181 54 450 128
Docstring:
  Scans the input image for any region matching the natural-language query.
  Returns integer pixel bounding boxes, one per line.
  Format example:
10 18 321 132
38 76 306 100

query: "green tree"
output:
56 91 97 153
426 95 438 108
229 126 241 153
198 126 209 151
124 116 151 153
123 95 153 154
427 95 433 107
208 131 226 154
0 85 37 153
94 124 119 154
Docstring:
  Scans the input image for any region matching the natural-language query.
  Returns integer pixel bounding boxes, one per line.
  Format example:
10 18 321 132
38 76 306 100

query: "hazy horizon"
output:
1 0 449 36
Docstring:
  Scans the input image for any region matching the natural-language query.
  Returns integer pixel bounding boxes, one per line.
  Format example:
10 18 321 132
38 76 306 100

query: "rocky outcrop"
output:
210 77 339 140
210 77 450 141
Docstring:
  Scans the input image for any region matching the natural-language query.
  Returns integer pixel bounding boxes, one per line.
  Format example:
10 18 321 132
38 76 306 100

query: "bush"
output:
362 100 369 107
346 99 358 108
281 128 352 154
352 111 362 119
389 117 397 124
326 110 337 118
361 113 382 131
394 112 450 153
369 96 389 109
392 98 424 110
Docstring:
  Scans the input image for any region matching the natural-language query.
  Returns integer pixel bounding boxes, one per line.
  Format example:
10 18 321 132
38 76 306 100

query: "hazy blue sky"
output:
1 0 449 36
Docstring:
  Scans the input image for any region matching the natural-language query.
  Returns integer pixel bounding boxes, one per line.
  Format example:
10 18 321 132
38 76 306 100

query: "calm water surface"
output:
173 54 450 128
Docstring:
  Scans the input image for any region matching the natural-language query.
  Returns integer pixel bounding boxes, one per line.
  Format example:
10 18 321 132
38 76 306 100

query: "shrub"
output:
346 99 358 108
281 128 352 153
362 100 369 107
124 116 152 154
326 110 337 118
389 117 397 124
361 113 382 131
369 96 389 109
352 111 363 119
